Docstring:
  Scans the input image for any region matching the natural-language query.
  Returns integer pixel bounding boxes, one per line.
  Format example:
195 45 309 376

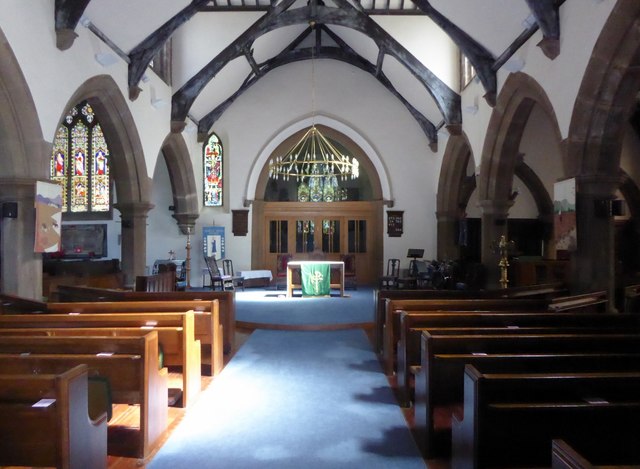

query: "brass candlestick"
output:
495 235 515 289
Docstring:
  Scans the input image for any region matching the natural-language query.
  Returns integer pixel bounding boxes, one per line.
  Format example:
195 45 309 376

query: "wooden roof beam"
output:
55 0 91 50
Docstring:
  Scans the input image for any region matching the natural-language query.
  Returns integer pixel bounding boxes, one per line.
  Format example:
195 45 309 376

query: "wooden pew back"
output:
53 286 235 354
451 366 640 469
416 331 640 459
0 364 107 469
0 333 167 458
46 301 223 376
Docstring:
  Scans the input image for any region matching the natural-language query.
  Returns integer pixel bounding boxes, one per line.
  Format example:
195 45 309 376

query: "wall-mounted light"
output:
94 52 118 67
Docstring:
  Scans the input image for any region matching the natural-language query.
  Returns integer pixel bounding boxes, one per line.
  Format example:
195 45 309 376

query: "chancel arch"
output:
250 116 386 285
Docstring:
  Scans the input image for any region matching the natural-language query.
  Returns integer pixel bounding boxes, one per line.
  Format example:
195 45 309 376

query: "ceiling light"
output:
94 52 118 67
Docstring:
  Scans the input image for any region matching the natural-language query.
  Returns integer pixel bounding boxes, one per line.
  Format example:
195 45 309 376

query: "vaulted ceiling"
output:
54 0 562 147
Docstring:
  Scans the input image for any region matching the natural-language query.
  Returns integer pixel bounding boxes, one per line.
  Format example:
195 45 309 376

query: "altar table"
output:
286 261 345 298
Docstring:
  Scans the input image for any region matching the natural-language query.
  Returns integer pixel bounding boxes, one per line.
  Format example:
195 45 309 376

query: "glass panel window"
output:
50 101 111 217
296 220 315 253
203 133 223 206
321 219 340 253
269 220 288 253
348 220 367 253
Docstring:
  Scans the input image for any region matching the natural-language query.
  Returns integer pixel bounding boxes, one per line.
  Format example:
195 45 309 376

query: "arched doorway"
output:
251 123 385 285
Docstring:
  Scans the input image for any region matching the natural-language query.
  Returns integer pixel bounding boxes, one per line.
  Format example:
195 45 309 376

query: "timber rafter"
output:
54 0 91 50
171 1 460 135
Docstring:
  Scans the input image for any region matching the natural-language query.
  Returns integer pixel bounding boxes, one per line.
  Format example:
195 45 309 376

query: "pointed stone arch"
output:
160 132 200 233
478 72 561 203
565 0 640 299
61 75 153 284
436 134 475 259
476 72 561 286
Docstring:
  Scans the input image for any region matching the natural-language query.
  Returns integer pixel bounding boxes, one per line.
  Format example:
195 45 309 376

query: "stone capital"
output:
172 212 199 235
114 201 155 219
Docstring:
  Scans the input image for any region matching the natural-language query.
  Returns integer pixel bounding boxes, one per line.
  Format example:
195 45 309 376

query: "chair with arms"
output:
222 259 244 291
379 258 400 289
204 255 234 291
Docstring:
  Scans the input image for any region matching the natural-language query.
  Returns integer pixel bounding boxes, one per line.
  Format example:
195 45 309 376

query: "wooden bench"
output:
451 366 640 469
373 282 567 353
396 311 640 407
0 332 168 459
0 364 108 469
548 290 608 313
382 298 548 375
0 311 201 408
0 293 47 314
416 331 640 459
47 300 223 376
551 438 640 469
54 285 235 354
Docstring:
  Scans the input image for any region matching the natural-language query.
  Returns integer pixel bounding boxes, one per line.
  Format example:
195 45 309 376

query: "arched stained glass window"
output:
50 101 111 217
203 132 223 207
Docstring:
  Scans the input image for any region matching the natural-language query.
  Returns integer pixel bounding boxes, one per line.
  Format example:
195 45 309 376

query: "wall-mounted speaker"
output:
2 202 17 219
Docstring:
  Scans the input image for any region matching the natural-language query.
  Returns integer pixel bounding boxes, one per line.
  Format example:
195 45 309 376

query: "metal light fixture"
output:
267 29 359 202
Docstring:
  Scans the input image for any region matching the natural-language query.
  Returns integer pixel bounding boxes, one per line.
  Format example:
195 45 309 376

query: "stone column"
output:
0 178 41 299
114 201 154 288
479 199 514 289
436 210 460 261
574 175 619 311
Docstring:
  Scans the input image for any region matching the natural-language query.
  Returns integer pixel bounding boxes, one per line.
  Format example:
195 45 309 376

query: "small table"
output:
286 261 345 298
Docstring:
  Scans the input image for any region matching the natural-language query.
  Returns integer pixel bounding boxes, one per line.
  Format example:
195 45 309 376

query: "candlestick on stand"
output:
185 227 192 290
495 235 515 289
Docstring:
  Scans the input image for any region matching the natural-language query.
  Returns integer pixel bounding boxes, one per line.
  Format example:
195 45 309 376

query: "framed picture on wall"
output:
203 226 225 259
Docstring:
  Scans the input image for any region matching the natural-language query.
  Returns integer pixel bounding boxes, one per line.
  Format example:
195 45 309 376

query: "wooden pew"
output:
0 364 108 469
0 311 202 407
383 291 606 376
47 300 223 376
0 333 168 459
54 285 235 354
0 293 47 314
382 298 548 375
551 438 640 469
451 366 640 469
416 331 640 459
623 283 640 313
548 290 608 313
373 282 567 353
396 311 640 407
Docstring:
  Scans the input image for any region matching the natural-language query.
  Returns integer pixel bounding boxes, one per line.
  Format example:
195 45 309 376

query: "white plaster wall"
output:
205 58 441 268
460 0 617 169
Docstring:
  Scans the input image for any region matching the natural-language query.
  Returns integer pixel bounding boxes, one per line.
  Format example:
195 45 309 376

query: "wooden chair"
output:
222 259 244 291
341 254 357 290
275 253 292 290
204 256 234 291
379 258 400 289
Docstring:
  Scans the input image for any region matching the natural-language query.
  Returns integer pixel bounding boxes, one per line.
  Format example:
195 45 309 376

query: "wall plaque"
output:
387 210 404 237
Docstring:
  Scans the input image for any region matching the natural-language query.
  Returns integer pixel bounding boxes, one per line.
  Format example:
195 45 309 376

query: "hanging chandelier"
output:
267 29 359 203
268 125 359 202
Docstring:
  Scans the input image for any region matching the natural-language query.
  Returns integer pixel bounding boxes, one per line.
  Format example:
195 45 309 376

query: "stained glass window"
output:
50 101 111 217
203 133 223 207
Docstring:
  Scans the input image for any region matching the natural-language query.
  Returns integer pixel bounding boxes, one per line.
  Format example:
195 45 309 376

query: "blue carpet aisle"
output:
149 328 426 468
234 288 376 326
